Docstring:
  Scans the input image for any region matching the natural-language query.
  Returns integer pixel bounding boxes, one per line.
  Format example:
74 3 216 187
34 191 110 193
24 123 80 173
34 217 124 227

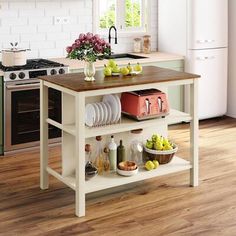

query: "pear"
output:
120 67 129 76
152 160 159 169
134 62 142 72
146 139 153 149
107 59 116 69
145 161 155 171
112 64 120 73
127 63 133 73
103 64 112 76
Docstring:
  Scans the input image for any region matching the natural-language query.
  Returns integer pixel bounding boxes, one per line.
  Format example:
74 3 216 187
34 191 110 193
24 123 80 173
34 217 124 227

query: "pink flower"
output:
72 43 77 49
86 32 93 40
79 33 86 40
66 46 72 53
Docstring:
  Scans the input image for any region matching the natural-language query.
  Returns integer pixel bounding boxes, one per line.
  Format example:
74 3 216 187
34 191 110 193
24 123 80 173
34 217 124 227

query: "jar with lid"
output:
129 129 143 166
143 35 151 54
133 38 142 53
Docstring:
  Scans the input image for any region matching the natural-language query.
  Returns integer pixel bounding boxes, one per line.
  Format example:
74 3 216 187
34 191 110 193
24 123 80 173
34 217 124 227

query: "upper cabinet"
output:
187 0 228 49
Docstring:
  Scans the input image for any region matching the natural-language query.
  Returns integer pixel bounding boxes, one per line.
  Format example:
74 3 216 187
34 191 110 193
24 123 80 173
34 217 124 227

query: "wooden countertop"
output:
51 52 184 71
39 66 200 92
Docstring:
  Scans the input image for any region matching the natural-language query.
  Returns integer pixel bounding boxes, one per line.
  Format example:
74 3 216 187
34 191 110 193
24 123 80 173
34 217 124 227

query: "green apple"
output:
107 59 116 68
120 67 129 76
145 161 155 171
134 62 142 72
103 65 112 76
152 160 159 169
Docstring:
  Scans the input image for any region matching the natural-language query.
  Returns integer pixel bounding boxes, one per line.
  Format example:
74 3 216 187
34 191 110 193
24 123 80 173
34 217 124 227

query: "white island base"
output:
39 66 199 217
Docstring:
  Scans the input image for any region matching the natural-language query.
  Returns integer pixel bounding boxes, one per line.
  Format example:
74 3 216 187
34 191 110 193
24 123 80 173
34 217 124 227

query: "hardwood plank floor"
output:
0 116 236 236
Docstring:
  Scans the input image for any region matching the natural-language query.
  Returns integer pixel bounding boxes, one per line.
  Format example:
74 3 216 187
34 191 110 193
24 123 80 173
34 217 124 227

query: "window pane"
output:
99 0 116 29
125 0 142 28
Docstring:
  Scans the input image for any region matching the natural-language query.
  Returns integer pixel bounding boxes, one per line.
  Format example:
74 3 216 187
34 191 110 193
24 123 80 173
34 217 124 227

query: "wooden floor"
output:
1 117 236 236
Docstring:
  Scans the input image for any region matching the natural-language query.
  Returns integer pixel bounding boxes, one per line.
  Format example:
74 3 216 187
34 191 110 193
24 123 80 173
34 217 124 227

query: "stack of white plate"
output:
85 94 121 127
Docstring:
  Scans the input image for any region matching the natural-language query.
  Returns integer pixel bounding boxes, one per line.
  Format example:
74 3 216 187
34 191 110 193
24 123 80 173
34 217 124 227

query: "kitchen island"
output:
39 66 200 217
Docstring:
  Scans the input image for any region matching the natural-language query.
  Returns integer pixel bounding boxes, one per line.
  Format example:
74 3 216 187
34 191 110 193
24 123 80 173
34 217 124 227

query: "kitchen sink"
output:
105 53 148 61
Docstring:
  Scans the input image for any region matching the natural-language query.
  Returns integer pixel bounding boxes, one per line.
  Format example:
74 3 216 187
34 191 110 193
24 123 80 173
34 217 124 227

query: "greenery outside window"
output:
93 0 148 34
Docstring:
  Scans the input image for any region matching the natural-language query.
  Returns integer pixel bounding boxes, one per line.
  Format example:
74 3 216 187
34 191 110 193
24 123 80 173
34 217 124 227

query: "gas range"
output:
0 59 69 82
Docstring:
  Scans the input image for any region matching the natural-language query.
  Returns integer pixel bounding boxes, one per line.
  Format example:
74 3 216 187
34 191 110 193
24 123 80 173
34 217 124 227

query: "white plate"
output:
100 102 108 125
92 103 100 126
112 72 120 76
117 167 139 176
96 102 104 125
85 104 95 127
104 101 112 124
102 95 119 123
114 94 121 122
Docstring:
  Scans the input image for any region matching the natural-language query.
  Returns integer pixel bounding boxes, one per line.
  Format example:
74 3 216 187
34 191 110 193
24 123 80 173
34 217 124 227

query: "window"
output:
93 0 148 34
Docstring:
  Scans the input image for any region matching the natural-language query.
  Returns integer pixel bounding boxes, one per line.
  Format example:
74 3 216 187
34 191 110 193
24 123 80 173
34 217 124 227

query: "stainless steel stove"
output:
1 59 69 153
0 58 68 82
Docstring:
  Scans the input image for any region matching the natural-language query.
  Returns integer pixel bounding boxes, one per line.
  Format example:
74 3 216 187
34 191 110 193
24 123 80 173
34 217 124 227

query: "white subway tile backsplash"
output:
0 0 157 58
21 33 46 42
28 17 53 26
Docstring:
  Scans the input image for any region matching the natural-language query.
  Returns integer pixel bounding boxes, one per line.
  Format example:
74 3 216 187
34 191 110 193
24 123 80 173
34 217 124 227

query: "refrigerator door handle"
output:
196 56 215 61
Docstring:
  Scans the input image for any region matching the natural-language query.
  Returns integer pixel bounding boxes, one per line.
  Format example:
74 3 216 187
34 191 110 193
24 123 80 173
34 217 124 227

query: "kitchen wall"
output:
0 0 158 59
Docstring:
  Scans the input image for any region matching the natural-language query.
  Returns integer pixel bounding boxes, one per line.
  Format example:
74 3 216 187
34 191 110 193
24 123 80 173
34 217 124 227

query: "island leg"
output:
190 79 199 187
75 93 86 217
40 81 49 189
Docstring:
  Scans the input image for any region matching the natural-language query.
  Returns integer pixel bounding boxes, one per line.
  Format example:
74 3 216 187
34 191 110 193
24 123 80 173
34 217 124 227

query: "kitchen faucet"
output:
108 26 118 44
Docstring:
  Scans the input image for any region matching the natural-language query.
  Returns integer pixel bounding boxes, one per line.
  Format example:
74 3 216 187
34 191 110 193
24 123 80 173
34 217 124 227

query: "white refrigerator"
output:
158 0 228 119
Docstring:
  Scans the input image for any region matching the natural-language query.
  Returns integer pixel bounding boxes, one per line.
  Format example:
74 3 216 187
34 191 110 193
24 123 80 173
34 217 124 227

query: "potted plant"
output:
66 32 111 81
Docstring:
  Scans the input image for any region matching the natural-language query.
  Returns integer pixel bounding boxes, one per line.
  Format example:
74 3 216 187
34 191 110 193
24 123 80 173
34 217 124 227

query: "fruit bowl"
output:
143 144 178 164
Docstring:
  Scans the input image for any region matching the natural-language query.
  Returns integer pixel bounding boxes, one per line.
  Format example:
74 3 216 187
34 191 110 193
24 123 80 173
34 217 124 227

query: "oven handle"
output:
6 82 40 90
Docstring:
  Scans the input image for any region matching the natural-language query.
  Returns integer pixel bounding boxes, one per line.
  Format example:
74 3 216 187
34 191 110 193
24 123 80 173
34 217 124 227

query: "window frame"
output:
93 0 150 36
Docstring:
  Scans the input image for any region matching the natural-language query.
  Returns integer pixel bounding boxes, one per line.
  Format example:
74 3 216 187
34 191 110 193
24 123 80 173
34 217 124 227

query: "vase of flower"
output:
66 32 111 82
84 61 96 81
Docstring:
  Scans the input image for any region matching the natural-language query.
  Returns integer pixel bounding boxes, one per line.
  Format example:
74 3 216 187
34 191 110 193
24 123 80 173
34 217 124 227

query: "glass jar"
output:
143 35 151 54
129 129 143 166
133 38 142 53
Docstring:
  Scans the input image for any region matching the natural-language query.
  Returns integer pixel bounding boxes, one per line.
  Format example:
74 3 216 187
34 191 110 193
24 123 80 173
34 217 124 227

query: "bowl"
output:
117 167 138 177
143 144 178 164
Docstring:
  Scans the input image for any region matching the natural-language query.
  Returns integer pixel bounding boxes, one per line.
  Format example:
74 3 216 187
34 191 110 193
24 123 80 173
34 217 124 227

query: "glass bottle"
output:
108 135 117 171
103 147 110 172
117 140 126 166
94 136 104 174
130 129 143 166
143 35 151 54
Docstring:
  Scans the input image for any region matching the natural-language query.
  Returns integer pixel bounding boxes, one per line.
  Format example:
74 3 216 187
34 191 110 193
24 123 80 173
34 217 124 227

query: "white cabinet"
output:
185 48 228 119
188 0 228 49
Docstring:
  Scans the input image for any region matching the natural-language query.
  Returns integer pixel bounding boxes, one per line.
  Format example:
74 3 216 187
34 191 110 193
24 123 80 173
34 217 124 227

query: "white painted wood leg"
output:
75 93 86 217
190 79 199 187
40 81 49 190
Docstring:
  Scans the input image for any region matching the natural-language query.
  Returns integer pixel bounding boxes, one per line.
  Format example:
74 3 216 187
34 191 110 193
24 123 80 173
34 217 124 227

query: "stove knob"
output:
50 69 57 75
59 68 65 74
19 72 25 79
9 73 17 80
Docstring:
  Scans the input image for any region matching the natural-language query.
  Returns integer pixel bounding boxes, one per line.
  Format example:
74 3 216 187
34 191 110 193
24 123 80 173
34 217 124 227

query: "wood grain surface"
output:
1 117 236 236
39 66 200 92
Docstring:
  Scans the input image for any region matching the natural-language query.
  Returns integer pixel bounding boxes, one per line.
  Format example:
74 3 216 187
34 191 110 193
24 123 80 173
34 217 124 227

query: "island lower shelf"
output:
47 156 191 194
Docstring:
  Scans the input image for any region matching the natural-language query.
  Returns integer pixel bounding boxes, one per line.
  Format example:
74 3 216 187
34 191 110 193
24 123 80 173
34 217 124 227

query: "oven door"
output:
4 80 61 152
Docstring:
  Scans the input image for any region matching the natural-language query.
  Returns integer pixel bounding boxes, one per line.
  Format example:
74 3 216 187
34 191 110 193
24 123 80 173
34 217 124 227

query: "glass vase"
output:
84 61 96 81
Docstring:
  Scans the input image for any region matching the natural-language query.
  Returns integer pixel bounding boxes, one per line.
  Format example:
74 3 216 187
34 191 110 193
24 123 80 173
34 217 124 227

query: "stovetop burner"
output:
0 59 65 72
